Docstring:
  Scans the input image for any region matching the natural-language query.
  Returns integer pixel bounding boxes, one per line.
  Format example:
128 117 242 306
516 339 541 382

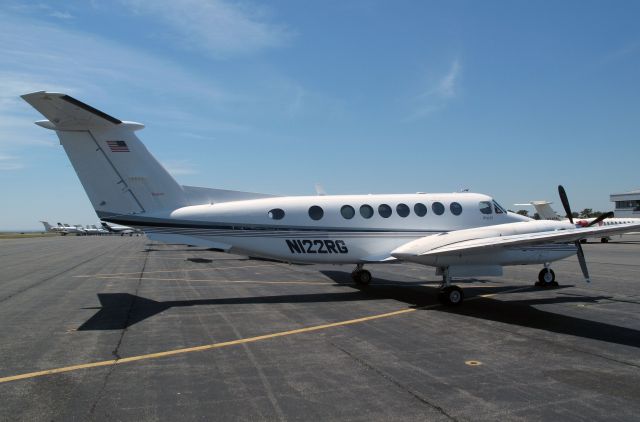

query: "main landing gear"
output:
535 264 558 288
438 268 464 306
351 264 372 285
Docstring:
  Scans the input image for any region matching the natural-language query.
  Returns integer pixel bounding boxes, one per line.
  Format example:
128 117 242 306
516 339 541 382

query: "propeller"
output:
586 211 614 227
557 185 613 283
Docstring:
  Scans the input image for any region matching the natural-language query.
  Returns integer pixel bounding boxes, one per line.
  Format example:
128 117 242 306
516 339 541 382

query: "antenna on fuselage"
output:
315 183 327 196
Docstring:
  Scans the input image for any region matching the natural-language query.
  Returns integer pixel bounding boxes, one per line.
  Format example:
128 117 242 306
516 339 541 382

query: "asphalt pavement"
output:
1 235 639 421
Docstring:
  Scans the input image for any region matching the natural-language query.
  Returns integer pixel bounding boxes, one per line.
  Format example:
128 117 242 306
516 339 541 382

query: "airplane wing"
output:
21 91 122 131
417 222 640 257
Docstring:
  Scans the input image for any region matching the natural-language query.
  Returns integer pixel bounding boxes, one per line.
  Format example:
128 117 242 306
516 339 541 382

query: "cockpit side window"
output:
479 201 492 215
493 200 506 214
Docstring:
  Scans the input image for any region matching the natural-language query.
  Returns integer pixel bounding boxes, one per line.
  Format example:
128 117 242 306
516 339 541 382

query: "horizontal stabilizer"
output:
21 91 122 130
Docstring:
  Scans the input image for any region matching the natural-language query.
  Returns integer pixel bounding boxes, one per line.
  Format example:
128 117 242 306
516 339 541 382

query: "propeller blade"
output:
558 185 574 224
587 211 614 227
574 241 590 282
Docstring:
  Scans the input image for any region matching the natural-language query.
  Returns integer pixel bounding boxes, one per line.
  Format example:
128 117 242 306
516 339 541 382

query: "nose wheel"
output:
535 268 558 287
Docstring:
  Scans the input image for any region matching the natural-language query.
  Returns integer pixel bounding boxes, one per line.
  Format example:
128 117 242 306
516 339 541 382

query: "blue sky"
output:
1 0 639 230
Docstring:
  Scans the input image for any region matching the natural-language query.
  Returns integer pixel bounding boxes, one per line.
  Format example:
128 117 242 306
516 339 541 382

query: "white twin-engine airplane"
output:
22 91 640 306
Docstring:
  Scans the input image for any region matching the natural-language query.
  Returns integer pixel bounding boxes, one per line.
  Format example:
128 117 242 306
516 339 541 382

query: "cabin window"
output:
360 204 374 219
432 202 445 215
414 203 427 217
378 204 392 218
341 205 355 219
479 201 492 215
308 205 324 220
268 208 285 220
396 203 410 217
450 202 462 216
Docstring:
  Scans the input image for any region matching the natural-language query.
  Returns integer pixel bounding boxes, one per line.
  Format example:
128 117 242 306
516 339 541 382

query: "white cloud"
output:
50 11 74 20
405 58 462 121
6 2 74 20
601 41 640 65
160 159 198 175
0 154 23 171
435 59 461 99
0 13 249 163
121 0 291 57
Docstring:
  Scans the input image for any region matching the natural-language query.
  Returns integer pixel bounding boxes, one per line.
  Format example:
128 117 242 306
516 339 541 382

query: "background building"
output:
610 189 640 217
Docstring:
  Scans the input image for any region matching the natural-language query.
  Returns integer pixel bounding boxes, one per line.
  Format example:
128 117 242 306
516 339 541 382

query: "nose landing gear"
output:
438 268 464 306
535 264 558 288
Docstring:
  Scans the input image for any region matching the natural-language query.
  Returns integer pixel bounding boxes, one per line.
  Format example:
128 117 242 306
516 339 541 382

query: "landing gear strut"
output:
351 264 372 285
535 264 558 288
437 268 464 306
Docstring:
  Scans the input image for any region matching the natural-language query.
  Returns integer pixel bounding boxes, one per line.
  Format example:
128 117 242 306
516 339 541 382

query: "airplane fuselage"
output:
104 192 573 266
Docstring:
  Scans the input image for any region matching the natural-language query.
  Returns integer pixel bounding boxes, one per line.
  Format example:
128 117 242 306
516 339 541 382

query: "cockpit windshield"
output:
493 200 507 214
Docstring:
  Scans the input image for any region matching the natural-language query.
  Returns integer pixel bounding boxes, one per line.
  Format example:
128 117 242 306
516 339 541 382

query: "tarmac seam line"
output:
329 340 458 421
87 248 151 418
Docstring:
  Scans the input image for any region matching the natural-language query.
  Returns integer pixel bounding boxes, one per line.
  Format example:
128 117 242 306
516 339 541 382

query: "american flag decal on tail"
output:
106 140 129 152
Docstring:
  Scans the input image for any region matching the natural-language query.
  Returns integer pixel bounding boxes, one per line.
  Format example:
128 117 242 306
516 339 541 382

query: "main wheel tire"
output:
352 270 372 285
601 238 609 243
438 286 464 306
537 268 557 287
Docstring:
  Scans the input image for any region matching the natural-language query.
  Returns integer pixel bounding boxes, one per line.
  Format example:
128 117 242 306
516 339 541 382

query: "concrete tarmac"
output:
1 235 639 421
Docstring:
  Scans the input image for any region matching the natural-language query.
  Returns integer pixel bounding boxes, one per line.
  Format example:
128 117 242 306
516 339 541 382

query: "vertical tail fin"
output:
22 92 187 218
40 221 53 231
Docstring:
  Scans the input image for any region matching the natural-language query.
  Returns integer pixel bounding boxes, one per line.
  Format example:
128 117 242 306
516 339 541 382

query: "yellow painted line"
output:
0 285 528 384
0 307 418 384
74 263 278 278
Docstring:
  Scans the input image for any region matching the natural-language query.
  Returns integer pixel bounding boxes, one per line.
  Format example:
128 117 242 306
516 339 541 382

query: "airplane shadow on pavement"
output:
77 270 640 350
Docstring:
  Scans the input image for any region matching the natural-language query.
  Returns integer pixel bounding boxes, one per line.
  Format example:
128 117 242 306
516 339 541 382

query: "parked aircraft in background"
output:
40 221 68 235
23 91 640 306
82 224 108 235
41 221 114 235
101 221 140 236
516 201 640 242
60 224 85 235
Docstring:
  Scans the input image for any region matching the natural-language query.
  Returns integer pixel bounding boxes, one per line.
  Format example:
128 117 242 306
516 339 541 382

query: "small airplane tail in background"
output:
41 221 67 235
515 201 561 220
101 222 115 233
21 92 189 220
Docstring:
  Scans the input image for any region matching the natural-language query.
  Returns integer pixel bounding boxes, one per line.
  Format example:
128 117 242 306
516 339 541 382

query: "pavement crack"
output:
328 340 458 421
87 248 151 418
218 311 288 422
